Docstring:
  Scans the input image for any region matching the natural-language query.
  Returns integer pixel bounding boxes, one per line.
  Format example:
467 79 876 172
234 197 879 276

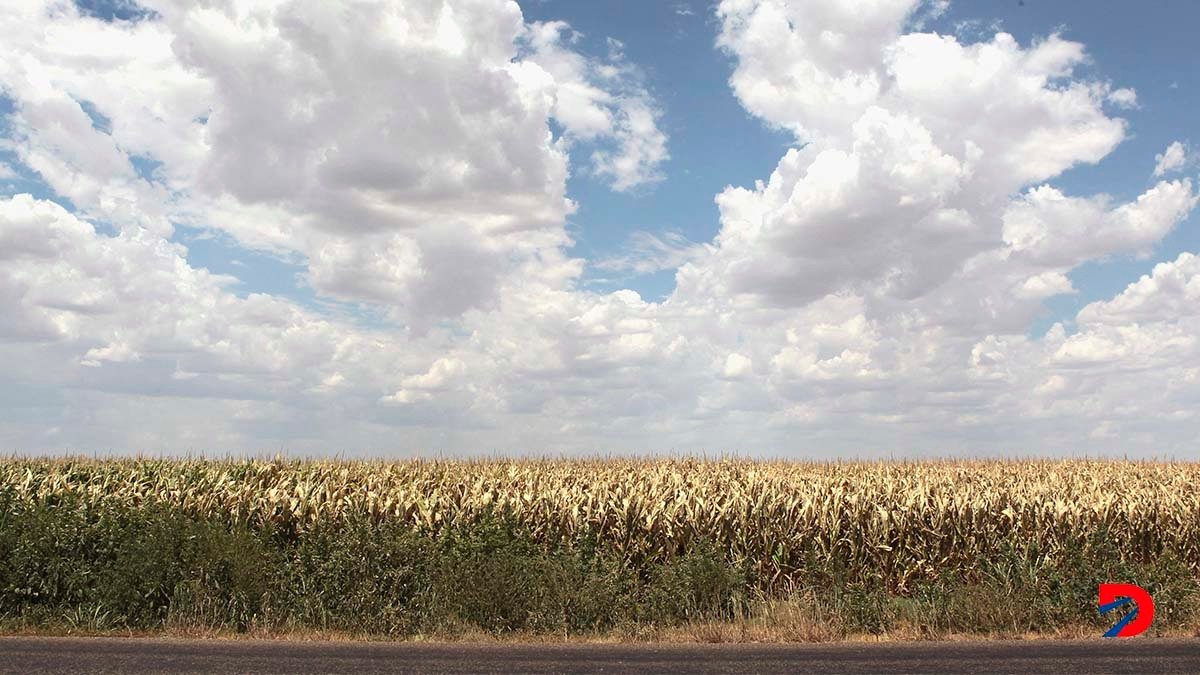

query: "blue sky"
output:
525 0 797 299
1 0 1198 456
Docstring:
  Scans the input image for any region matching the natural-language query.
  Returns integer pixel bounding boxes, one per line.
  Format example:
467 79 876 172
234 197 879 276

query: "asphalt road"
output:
1 636 1197 674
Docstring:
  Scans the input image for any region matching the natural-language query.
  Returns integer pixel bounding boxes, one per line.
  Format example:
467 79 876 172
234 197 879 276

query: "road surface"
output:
1 636 1196 673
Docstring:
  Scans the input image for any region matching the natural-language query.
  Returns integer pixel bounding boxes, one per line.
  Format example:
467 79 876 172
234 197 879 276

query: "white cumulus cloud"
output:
1154 141 1191 177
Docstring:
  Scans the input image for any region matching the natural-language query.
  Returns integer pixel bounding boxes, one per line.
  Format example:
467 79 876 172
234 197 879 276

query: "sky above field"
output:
1 0 1198 457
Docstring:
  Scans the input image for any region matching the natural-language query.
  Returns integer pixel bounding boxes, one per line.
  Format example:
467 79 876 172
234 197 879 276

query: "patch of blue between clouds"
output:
75 98 112 135
129 154 163 182
74 0 157 23
174 225 403 332
174 225 315 305
522 0 797 302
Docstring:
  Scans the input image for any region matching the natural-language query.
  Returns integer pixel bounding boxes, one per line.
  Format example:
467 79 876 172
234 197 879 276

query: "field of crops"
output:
2 458 1199 638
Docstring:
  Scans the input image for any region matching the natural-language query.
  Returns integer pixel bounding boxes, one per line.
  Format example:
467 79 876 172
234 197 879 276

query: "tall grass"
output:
1 458 1197 639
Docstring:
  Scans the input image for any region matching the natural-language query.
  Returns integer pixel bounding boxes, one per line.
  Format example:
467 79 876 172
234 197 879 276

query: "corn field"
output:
4 458 1198 593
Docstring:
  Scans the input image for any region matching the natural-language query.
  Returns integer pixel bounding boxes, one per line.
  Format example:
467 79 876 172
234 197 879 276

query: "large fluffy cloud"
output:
692 0 1151 316
0 0 669 329
672 0 1198 450
1 0 1198 455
